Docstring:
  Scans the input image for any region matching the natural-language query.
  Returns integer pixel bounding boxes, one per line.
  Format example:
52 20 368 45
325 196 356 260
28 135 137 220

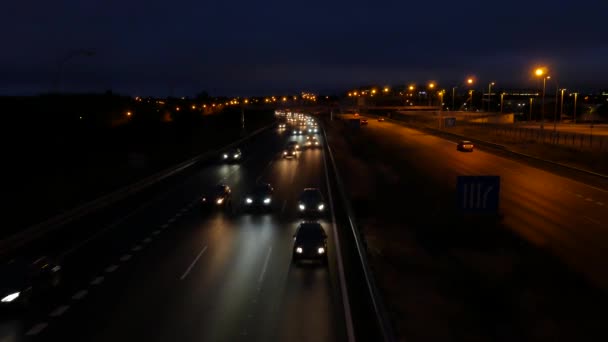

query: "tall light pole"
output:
560 89 566 122
572 92 579 124
428 82 435 106
535 68 550 129
54 49 95 92
466 78 474 109
452 87 457 111
500 93 505 113
487 82 495 112
529 97 533 122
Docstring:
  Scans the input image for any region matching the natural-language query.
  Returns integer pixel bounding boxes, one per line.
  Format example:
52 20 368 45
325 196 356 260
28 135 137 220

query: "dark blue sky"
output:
1 0 606 96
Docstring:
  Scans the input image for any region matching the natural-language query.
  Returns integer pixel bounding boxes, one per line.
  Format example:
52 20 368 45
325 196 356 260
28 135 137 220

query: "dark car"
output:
1 257 62 311
457 140 474 152
283 146 298 159
292 222 328 265
297 188 326 216
304 135 320 148
360 119 368 125
244 183 274 211
201 184 232 211
221 148 242 162
378 117 385 122
286 141 300 150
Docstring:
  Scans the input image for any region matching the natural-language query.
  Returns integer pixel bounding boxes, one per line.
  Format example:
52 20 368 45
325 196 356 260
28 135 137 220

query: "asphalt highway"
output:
0 126 350 342
347 115 608 290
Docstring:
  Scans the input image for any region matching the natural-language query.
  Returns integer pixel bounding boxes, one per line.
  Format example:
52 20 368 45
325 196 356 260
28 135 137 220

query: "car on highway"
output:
278 123 286 129
283 146 298 159
307 127 319 133
297 188 326 216
305 135 320 148
286 141 300 150
222 148 242 162
244 183 274 211
292 129 303 135
377 117 385 122
201 184 232 211
292 222 328 265
1 256 62 311
361 119 368 125
457 140 475 152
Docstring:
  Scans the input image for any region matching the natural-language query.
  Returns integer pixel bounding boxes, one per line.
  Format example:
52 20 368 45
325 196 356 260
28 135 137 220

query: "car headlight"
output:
216 198 224 205
246 198 253 204
223 154 228 159
315 141 319 145
1 292 20 303
295 145 299 149
283 151 287 155
299 204 305 211
296 247 303 254
318 204 325 211
318 247 325 254
293 130 297 134
202 197 207 202
264 198 271 204
234 154 240 159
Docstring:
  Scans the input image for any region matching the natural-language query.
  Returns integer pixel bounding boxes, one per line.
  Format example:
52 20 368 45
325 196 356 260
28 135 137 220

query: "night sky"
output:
2 0 606 96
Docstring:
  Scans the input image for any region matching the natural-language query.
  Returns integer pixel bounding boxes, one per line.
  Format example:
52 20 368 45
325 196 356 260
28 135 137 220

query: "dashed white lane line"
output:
90 276 104 285
26 323 48 336
168 217 176 223
49 305 70 317
598 202 605 206
143 237 152 244
175 212 183 218
584 216 601 225
120 254 132 262
161 223 169 229
180 245 208 280
132 245 142 252
258 247 272 286
576 194 583 198
180 207 188 213
586 197 593 202
152 230 161 235
71 290 88 300
105 265 119 273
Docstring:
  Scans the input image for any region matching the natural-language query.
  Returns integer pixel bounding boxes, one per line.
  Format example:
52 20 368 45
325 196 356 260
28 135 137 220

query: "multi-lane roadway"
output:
0 116 354 341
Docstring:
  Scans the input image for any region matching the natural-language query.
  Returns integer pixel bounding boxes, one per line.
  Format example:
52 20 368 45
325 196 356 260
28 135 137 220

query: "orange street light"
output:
383 87 390 93
126 111 132 117
429 83 435 89
467 78 474 85
176 107 180 111
408 85 415 91
535 68 545 76
192 105 196 109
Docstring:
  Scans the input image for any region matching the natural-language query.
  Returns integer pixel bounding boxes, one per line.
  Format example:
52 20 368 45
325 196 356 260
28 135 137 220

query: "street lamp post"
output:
560 89 566 122
572 92 579 124
500 93 505 113
452 87 457 111
529 97 533 122
487 82 495 112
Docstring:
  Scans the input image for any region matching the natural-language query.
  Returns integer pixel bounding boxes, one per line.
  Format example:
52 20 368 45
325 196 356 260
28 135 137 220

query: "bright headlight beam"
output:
318 247 325 254
299 204 305 211
318 204 325 211
246 198 253 204
1 292 20 303
216 198 224 205
264 198 271 204
223 154 228 159
296 247 303 254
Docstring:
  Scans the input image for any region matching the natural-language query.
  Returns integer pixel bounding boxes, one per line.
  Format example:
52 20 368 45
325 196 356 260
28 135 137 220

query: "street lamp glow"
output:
467 78 474 85
535 68 545 76
371 89 377 94
192 105 196 109
383 87 390 92
126 111 132 117
429 83 435 89
408 85 415 91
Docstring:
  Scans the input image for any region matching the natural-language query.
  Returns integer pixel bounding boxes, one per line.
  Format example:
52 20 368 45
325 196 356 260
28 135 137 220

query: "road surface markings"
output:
584 216 601 225
105 265 119 273
586 197 593 202
258 247 272 286
49 305 70 317
175 212 182 218
281 200 287 214
181 207 188 213
168 217 176 223
180 245 208 280
90 276 104 285
72 290 88 300
598 202 605 206
143 237 152 244
120 254 132 262
132 245 142 252
576 194 583 198
26 323 48 336
152 230 161 235
256 156 277 183
161 223 169 229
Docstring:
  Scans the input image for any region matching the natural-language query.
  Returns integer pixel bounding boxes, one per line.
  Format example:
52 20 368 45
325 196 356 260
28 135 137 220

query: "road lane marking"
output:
26 323 48 336
576 194 583 198
161 223 169 229
321 133 356 342
152 230 161 235
180 207 188 213
49 305 70 317
90 276 104 285
72 290 88 300
258 247 272 286
586 198 593 202
120 254 132 262
143 237 152 244
175 212 182 218
584 216 601 225
180 245 208 280
105 265 119 273
598 202 605 206
168 217 176 223
132 245 142 252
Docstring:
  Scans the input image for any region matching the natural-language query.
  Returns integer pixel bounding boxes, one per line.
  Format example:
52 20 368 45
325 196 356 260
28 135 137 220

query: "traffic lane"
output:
3 128 287 339
363 119 608 288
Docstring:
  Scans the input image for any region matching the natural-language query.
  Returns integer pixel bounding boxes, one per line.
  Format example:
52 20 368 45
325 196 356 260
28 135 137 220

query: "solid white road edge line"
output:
322 139 356 342
49 305 70 317
258 247 272 286
26 323 48 336
180 245 208 280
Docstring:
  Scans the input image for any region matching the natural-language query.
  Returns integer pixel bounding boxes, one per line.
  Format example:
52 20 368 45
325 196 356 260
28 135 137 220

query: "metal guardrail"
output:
322 125 397 342
0 123 275 255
